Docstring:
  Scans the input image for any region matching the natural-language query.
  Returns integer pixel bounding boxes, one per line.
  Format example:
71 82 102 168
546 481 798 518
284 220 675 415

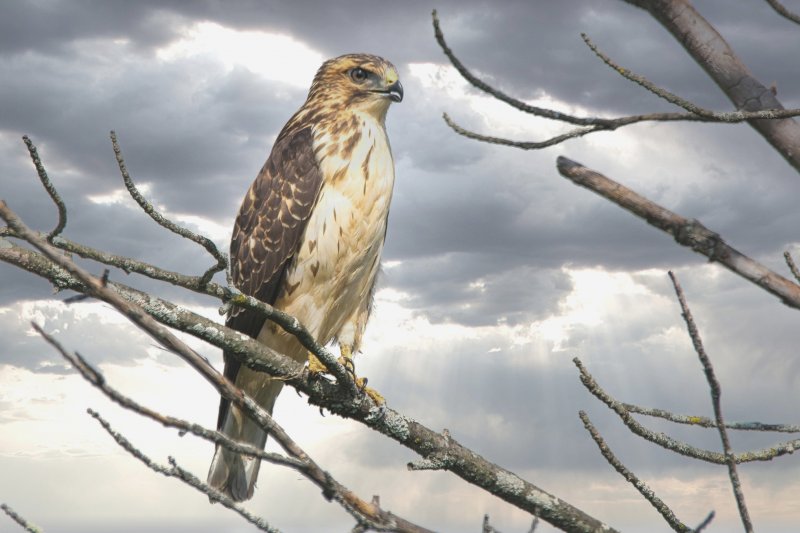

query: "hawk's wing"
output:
218 126 323 429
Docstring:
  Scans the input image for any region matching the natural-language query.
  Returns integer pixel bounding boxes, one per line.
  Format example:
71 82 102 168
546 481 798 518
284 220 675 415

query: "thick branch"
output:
556 157 800 311
622 0 800 174
0 204 615 533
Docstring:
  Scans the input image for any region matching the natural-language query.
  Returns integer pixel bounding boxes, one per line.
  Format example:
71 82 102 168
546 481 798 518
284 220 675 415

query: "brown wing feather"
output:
218 125 323 429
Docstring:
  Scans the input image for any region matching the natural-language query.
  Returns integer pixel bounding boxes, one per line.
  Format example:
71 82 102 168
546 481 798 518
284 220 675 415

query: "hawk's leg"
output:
306 345 384 404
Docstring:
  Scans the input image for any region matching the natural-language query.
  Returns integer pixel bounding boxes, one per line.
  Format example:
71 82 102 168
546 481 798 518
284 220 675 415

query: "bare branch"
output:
579 411 697 533
2 201 431 533
1 504 42 533
784 251 800 284
574 357 800 464
442 113 605 150
556 157 800 311
693 511 716 533
22 135 66 242
32 322 305 470
621 0 800 174
431 10 607 127
88 409 281 532
110 130 227 286
764 0 800 25
432 9 800 152
668 271 752 532
622 403 800 433
0 201 619 533
580 33 800 121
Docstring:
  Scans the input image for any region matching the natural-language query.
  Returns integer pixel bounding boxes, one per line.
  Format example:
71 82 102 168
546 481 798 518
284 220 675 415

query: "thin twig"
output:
1 504 42 533
556 157 800 311
668 272 753 532
765 0 800 25
693 511 716 533
88 409 281 532
431 10 611 127
110 130 227 287
574 357 800 464
784 251 800 284
580 33 800 121
579 411 696 532
32 322 305 470
432 10 800 152
442 113 604 150
22 136 66 242
622 402 800 433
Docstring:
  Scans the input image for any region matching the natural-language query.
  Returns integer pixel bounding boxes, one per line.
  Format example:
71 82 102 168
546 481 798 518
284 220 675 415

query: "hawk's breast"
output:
274 113 395 345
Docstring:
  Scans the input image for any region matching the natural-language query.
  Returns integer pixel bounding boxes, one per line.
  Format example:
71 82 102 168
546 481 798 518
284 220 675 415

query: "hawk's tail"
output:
207 379 284 502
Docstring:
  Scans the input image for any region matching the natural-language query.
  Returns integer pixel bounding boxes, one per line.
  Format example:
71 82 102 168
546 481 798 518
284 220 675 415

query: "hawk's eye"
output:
350 67 368 83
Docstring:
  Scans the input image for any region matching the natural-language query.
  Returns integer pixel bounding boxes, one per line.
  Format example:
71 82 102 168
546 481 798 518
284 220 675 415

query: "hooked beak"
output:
387 80 403 102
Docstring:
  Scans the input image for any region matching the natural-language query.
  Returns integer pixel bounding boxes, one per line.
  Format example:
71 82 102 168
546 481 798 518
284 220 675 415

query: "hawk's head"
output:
307 53 403 121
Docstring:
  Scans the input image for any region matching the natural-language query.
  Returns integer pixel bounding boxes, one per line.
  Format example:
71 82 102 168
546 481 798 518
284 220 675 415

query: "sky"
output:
1 1 800 531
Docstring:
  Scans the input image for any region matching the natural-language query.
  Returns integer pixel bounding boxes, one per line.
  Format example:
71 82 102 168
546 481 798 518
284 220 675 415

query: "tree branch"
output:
0 200 616 533
1 504 41 533
88 408 282 532
574 357 800 465
622 402 800 433
22 135 66 242
668 271 752 532
556 157 800 311
432 9 800 152
765 0 800 26
621 0 800 174
110 130 227 286
579 411 700 532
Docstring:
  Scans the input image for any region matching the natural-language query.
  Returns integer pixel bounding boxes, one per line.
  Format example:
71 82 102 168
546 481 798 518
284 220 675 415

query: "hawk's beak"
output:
387 80 403 103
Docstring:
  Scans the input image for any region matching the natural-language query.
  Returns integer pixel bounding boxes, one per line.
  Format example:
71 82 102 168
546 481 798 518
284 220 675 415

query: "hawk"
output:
207 54 403 501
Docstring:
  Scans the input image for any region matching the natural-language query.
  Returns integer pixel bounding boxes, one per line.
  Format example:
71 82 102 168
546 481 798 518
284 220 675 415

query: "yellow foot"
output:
356 377 385 405
307 353 327 374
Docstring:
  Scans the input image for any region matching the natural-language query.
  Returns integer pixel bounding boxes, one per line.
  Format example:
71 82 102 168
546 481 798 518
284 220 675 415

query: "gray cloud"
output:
1 2 800 531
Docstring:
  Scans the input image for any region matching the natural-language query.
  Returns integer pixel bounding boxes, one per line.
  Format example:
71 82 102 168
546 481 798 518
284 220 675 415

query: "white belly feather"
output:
265 114 394 358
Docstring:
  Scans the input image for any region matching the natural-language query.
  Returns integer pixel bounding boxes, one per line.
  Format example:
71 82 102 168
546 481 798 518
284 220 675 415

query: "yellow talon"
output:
307 352 327 374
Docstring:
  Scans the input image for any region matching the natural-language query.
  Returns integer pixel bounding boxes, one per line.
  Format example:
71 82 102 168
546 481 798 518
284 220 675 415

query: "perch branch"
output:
668 271 752 532
110 130 226 286
0 203 618 533
556 157 800 311
579 411 699 532
1 202 430 533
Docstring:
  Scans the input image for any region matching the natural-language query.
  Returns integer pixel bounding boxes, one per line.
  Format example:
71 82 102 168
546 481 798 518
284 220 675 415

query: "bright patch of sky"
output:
157 21 324 88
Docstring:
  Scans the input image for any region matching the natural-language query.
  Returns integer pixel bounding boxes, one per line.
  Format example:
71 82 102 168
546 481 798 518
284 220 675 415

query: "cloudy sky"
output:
2 1 800 531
